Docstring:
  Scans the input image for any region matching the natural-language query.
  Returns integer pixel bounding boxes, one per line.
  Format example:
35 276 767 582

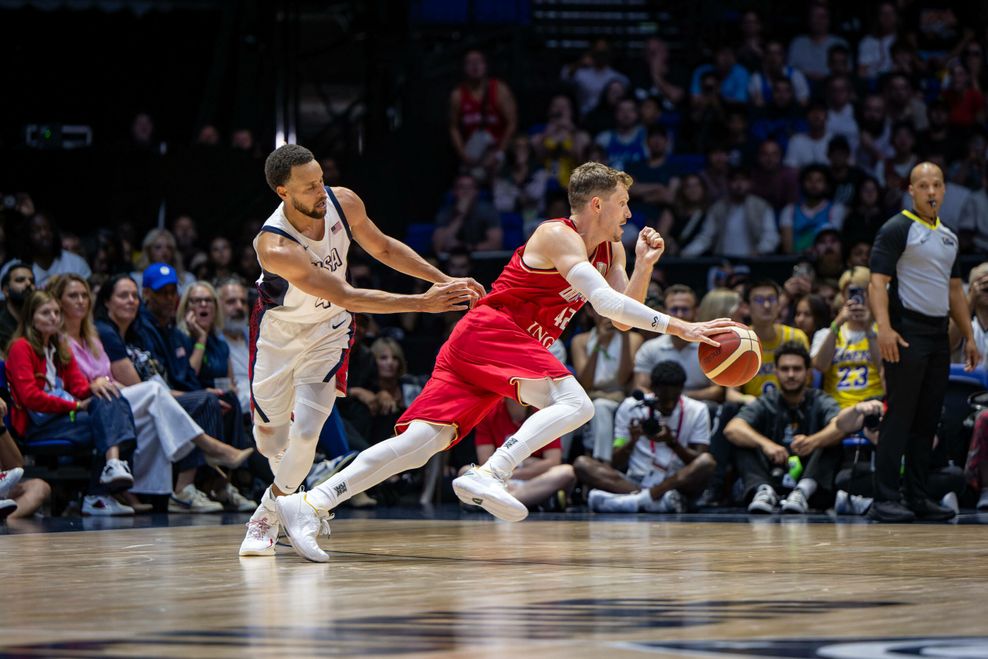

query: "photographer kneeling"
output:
576 361 715 513
725 342 866 514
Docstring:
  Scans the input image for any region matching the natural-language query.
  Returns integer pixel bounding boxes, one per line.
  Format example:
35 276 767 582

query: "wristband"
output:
194 342 207 351
613 437 630 448
830 322 840 335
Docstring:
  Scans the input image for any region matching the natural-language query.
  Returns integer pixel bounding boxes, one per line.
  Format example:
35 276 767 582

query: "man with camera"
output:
869 162 980 522
725 342 865 514
576 361 715 514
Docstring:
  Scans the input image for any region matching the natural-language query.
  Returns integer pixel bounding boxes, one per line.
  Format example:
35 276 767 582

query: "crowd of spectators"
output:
3 0 988 521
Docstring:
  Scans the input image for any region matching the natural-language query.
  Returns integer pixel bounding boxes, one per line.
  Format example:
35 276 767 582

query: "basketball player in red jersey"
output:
278 162 733 562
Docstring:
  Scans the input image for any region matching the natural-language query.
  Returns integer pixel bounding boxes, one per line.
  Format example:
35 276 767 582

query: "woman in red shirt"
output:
6 290 138 516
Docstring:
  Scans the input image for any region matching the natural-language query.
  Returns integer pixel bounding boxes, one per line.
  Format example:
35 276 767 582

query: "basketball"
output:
697 324 762 387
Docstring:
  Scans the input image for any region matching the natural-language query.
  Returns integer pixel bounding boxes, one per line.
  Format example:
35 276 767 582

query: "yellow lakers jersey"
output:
741 324 809 396
822 326 884 407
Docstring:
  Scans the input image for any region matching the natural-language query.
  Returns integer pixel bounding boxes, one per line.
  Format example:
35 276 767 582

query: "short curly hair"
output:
650 360 687 389
264 144 315 192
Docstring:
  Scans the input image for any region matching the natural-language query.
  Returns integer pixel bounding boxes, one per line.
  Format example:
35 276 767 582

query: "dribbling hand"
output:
674 318 736 347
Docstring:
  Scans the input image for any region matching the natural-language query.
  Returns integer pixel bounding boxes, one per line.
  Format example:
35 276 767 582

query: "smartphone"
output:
792 263 814 279
848 285 865 305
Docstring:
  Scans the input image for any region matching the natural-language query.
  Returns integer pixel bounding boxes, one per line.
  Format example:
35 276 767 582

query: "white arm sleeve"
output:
565 261 671 333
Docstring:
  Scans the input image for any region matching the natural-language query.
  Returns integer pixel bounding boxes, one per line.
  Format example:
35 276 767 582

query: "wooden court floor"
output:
2 514 988 658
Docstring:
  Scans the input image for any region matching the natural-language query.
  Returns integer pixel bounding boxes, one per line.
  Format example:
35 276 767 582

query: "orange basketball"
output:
697 324 763 387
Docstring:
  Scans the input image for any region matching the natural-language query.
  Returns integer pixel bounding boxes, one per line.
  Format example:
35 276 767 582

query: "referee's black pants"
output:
875 316 950 503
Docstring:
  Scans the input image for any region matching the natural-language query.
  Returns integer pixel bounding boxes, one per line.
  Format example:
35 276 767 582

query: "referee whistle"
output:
929 200 937 209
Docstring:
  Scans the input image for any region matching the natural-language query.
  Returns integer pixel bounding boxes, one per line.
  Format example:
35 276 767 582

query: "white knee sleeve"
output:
274 382 337 493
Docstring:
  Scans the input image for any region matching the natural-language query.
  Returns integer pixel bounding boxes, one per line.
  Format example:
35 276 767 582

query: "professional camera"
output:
631 390 665 437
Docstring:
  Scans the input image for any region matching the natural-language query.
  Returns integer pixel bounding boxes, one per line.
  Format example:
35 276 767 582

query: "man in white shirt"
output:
16 212 91 289
681 167 778 258
217 276 251 413
785 101 832 169
633 285 723 401
576 361 715 513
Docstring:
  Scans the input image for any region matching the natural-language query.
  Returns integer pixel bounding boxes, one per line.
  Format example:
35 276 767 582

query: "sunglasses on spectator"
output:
667 306 693 315
751 295 778 306
189 297 215 306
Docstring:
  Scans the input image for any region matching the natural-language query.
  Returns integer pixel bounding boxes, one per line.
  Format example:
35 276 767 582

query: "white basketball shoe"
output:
239 488 281 557
277 492 331 563
452 465 528 522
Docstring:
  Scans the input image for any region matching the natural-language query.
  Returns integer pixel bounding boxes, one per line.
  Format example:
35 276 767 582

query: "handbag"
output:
28 374 78 426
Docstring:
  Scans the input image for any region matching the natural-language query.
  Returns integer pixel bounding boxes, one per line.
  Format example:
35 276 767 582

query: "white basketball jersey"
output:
253 186 352 324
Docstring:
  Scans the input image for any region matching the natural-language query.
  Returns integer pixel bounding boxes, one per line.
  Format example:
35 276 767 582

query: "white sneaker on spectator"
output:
452 466 528 522
655 489 686 514
0 498 17 520
588 489 639 513
748 484 778 514
0 467 24 499
239 489 281 556
780 488 809 514
212 483 257 512
834 490 873 515
277 492 330 562
99 459 134 491
940 491 960 516
977 489 988 511
83 494 134 516
305 452 358 490
169 484 223 513
348 491 377 509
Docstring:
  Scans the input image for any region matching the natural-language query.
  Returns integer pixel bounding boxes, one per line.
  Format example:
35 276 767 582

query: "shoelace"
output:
246 517 274 540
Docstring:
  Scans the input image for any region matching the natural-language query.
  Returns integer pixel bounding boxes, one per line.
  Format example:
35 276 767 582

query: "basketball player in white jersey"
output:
239 144 481 555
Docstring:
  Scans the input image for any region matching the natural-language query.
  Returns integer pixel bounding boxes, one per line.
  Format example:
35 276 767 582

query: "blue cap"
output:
142 263 179 291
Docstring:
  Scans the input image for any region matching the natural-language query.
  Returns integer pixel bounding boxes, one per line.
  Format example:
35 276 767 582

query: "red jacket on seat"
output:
6 338 91 437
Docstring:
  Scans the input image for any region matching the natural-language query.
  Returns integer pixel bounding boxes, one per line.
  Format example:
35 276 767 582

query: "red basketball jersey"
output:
475 218 614 349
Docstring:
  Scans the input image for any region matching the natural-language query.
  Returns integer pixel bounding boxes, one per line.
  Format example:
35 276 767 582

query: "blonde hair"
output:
137 228 187 276
567 161 633 210
45 274 102 357
11 290 73 364
697 288 740 322
370 337 407 379
838 266 870 293
177 280 224 336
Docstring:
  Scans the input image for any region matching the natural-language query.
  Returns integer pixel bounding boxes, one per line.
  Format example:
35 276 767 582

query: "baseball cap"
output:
143 263 179 291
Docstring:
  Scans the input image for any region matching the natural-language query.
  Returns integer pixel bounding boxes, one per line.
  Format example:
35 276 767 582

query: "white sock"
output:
796 478 817 499
634 489 654 510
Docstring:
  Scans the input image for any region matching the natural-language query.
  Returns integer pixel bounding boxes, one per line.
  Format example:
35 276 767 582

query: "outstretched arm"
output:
256 232 474 314
527 224 733 344
340 187 486 300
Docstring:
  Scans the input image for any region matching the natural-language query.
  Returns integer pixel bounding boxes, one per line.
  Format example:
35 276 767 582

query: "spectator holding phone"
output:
812 267 884 408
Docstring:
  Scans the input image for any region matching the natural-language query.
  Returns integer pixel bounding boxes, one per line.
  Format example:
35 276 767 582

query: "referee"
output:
868 162 981 523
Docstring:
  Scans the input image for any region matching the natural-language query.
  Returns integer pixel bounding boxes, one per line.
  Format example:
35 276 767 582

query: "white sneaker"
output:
0 467 23 498
940 491 960 516
588 489 639 513
213 483 257 512
239 492 281 557
748 484 778 514
0 498 17 520
99 459 134 491
83 494 135 516
834 490 873 515
654 489 686 514
452 466 528 522
169 484 223 513
277 492 330 562
977 489 988 511
348 491 377 509
780 488 809 514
